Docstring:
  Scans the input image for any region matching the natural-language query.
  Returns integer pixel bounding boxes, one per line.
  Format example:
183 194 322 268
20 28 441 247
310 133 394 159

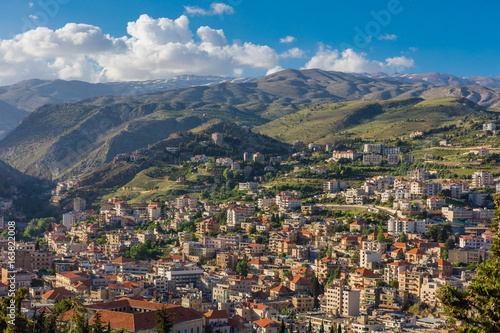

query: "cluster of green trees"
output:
21 217 57 240
437 196 500 332
425 223 452 243
124 239 164 260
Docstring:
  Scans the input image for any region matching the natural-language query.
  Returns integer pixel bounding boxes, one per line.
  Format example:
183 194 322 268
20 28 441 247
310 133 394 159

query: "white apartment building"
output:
323 179 347 193
360 250 382 269
325 286 360 317
471 170 494 187
227 208 245 227
388 218 429 234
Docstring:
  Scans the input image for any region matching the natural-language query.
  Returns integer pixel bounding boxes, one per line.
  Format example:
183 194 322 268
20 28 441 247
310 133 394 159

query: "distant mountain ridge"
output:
0 75 234 139
2 70 500 140
359 72 500 89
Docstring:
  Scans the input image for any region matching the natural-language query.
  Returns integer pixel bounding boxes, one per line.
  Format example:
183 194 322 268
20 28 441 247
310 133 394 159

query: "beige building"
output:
292 295 314 312
325 285 360 317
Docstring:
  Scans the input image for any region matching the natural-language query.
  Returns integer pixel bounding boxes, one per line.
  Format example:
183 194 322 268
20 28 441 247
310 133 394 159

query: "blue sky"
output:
0 0 498 84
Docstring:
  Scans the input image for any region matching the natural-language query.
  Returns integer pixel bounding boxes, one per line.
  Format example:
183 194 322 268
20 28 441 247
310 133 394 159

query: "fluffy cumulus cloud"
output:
279 36 296 43
184 2 234 16
0 14 280 85
303 47 414 73
280 47 305 59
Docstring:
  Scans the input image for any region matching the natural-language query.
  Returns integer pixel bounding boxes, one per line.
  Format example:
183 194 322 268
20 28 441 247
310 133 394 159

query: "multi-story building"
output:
483 123 496 131
427 195 446 210
258 197 276 210
398 271 424 299
442 180 469 198
387 218 429 234
227 208 245 227
196 217 219 235
471 170 494 187
176 195 198 209
448 248 490 264
156 263 204 289
384 261 413 283
387 154 400 165
331 150 360 161
239 182 259 191
323 179 347 193
325 285 360 317
73 197 87 212
403 154 414 164
359 250 382 269
363 154 382 165
291 295 314 312
407 169 430 181
212 132 223 145
383 147 401 156
364 143 385 154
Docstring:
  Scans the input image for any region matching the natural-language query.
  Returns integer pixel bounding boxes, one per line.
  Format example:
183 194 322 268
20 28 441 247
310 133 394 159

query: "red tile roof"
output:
354 268 380 278
204 310 228 319
254 319 280 328
42 287 75 301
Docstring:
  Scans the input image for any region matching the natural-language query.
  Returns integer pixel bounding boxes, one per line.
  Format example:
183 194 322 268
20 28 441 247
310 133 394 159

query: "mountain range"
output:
0 75 238 139
0 68 499 181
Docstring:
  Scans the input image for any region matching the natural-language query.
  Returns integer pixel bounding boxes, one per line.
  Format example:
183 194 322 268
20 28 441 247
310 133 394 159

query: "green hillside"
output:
71 121 289 206
256 97 480 144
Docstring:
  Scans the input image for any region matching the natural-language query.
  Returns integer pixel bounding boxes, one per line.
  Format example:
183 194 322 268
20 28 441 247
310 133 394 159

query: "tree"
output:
311 276 321 308
333 266 341 279
377 230 385 242
319 321 325 333
437 189 452 198
337 324 342 333
31 278 44 287
155 307 174 333
389 280 399 289
437 196 500 332
236 261 249 276
92 312 104 333
444 237 455 250
398 232 407 243
307 320 313 333
73 311 90 333
278 320 286 333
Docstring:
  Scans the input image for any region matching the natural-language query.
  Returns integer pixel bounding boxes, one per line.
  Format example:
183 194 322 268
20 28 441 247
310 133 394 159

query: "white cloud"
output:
377 33 398 41
127 14 192 44
266 66 284 75
279 36 296 43
409 47 418 52
197 26 227 46
184 2 234 16
280 47 305 59
29 14 39 20
303 47 414 73
28 1 34 8
0 14 279 85
386 56 414 69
